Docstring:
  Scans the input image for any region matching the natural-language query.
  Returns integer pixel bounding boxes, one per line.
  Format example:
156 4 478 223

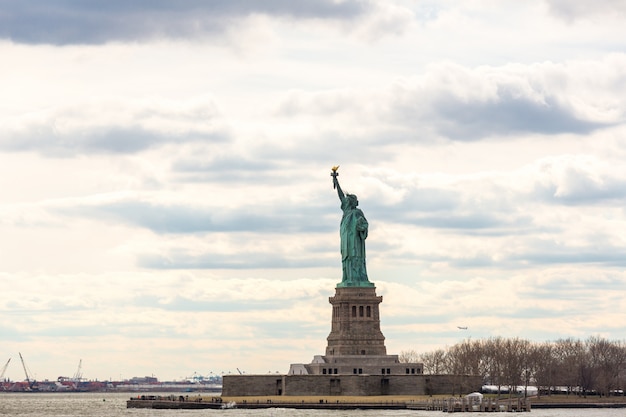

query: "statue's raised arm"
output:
331 165 345 200
334 179 344 201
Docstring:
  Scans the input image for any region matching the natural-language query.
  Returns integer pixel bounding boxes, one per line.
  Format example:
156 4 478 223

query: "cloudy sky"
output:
1 0 626 382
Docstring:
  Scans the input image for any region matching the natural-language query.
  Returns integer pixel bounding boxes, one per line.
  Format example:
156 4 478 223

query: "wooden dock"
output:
420 397 531 412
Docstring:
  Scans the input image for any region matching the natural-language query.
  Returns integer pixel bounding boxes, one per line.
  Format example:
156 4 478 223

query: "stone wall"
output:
298 354 423 376
222 375 284 396
222 374 482 397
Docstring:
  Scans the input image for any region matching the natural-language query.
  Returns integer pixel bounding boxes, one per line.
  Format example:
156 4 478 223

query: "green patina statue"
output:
331 166 374 288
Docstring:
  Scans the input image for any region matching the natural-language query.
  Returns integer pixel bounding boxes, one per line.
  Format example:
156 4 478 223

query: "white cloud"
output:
0 97 228 155
546 0 626 21
0 0 377 45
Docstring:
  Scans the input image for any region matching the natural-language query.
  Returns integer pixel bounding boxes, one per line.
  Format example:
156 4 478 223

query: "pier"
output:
127 395 225 409
423 397 531 412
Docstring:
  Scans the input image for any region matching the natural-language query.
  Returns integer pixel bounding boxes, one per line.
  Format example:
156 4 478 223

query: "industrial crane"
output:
1 358 10 381
72 359 83 382
18 352 36 390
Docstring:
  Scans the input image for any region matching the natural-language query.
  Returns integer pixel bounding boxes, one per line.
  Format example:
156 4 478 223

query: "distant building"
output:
129 376 158 384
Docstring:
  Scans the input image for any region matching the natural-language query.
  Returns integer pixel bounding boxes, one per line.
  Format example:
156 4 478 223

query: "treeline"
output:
401 336 626 397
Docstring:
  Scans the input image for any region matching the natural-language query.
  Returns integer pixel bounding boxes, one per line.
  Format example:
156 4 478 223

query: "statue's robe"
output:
339 200 369 285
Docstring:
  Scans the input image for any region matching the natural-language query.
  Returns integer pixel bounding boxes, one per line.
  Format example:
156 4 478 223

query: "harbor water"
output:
0 392 623 417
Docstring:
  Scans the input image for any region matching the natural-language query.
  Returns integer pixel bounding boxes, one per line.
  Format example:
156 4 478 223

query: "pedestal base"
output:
326 286 386 356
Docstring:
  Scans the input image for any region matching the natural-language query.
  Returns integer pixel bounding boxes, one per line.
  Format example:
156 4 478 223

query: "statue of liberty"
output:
331 167 374 288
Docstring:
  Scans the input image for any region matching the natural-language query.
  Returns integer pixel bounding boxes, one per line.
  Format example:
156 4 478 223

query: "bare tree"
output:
398 349 420 363
533 342 558 398
483 337 506 395
444 339 485 376
586 336 626 397
501 338 527 396
420 349 447 374
413 336 626 397
553 338 586 395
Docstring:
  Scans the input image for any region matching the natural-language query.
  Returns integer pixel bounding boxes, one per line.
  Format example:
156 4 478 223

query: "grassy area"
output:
218 395 449 404
532 394 626 404
213 394 626 405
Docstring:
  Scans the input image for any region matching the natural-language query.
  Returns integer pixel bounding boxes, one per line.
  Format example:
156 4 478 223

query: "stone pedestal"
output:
326 286 386 356
289 285 423 380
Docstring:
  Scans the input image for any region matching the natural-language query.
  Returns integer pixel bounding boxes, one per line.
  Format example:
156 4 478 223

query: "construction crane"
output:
18 353 35 389
1 358 10 381
72 359 83 382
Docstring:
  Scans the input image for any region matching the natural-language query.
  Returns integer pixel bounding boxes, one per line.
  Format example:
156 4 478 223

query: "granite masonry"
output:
221 284 481 396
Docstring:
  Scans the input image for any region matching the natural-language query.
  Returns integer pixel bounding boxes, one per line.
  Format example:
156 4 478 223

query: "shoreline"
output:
126 394 626 410
532 402 626 409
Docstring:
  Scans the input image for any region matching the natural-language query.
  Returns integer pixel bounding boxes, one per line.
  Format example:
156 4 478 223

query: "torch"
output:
331 165 339 189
